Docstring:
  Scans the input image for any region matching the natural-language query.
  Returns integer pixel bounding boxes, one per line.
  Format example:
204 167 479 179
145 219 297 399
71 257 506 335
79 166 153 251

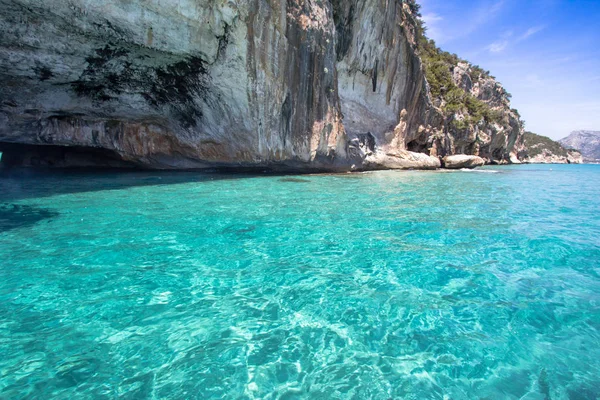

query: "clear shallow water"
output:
0 165 599 399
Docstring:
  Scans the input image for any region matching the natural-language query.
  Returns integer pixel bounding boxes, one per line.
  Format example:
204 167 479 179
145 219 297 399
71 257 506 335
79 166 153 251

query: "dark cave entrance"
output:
406 140 428 153
491 148 506 163
0 142 138 169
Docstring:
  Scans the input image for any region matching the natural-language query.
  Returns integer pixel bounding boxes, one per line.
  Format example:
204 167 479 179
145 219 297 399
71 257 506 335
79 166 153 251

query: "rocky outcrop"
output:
442 155 485 169
448 63 522 163
520 151 583 165
365 151 441 170
559 131 600 162
517 132 583 164
416 44 524 165
0 0 522 170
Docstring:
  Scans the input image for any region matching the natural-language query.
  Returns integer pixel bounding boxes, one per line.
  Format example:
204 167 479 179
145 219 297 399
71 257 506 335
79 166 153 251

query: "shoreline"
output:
1 160 595 179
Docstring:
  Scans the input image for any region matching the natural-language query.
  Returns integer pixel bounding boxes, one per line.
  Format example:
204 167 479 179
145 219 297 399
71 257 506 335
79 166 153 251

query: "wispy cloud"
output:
421 13 444 43
519 25 546 41
486 29 513 53
487 41 509 53
486 25 547 53
465 0 506 37
422 13 444 24
423 0 507 45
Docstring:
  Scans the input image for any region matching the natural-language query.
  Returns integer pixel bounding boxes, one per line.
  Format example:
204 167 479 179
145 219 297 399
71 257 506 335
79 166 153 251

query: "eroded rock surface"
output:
0 0 349 169
420 58 523 164
442 155 486 169
0 0 523 170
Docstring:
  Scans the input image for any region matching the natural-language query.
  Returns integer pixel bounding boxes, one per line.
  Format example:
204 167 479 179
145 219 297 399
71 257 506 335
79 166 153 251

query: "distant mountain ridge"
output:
559 131 600 162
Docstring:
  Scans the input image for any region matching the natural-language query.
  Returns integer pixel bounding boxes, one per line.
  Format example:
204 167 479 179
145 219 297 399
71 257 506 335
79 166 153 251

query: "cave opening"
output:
0 142 138 169
406 140 427 154
491 148 505 163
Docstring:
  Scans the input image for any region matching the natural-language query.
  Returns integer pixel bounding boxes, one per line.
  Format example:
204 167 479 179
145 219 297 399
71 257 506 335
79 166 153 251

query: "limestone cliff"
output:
0 0 347 169
0 0 522 170
415 35 523 164
517 132 583 164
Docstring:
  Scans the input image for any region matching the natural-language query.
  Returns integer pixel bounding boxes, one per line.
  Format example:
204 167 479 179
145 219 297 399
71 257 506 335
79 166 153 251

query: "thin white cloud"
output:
469 0 506 35
501 30 515 38
518 25 546 41
489 0 506 14
422 0 507 45
422 13 443 24
487 40 509 53
421 13 444 43
486 25 547 53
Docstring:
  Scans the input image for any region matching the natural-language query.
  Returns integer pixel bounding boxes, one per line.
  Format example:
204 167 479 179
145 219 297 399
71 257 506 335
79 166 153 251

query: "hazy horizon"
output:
419 0 600 141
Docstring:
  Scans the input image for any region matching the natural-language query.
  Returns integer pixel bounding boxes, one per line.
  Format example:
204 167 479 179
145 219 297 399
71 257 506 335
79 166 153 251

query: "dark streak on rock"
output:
332 1 354 62
33 65 54 81
216 23 231 60
69 43 210 128
281 93 292 147
85 46 129 69
372 59 378 92
357 132 376 152
72 45 132 102
142 56 209 128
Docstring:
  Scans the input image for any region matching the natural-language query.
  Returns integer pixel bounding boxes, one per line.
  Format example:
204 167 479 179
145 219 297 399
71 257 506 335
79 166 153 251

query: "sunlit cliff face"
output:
0 0 522 170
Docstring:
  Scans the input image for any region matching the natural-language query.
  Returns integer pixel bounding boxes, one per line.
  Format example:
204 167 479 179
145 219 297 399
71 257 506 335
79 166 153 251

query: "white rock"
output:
443 155 486 169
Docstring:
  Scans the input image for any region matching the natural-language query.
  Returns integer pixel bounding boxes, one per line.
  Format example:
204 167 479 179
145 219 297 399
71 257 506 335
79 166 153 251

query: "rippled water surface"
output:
1 165 599 399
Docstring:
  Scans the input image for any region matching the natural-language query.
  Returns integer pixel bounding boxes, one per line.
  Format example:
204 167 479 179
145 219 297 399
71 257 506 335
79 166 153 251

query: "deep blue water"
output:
1 165 599 399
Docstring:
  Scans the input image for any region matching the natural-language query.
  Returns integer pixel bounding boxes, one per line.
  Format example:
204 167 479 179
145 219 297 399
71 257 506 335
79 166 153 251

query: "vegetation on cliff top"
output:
521 132 573 158
404 0 513 129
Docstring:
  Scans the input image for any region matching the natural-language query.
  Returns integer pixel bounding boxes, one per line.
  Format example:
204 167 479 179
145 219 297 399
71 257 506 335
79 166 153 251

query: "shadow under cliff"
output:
0 166 287 203
0 150 331 230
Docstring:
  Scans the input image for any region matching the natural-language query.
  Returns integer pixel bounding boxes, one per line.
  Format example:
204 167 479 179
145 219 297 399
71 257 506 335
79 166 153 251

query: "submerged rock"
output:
443 155 486 169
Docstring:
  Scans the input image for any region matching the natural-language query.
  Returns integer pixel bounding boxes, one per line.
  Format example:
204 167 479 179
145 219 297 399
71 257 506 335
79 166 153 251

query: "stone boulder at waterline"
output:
442 155 486 169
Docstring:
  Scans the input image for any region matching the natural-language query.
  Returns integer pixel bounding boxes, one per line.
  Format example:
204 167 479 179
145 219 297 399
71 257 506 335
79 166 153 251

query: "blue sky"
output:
419 0 600 140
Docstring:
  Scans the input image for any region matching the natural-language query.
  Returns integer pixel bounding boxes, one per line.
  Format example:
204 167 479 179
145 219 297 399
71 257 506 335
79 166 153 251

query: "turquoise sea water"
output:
1 164 599 399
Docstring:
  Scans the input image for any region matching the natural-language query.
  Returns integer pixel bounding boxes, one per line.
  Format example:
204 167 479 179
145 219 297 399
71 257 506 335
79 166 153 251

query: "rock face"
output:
0 0 522 170
418 58 523 164
559 131 600 162
449 64 523 164
442 155 485 169
0 0 347 170
517 132 583 164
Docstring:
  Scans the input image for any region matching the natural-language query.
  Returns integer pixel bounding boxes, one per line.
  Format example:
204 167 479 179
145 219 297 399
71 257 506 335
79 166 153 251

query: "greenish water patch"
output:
1 165 599 399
